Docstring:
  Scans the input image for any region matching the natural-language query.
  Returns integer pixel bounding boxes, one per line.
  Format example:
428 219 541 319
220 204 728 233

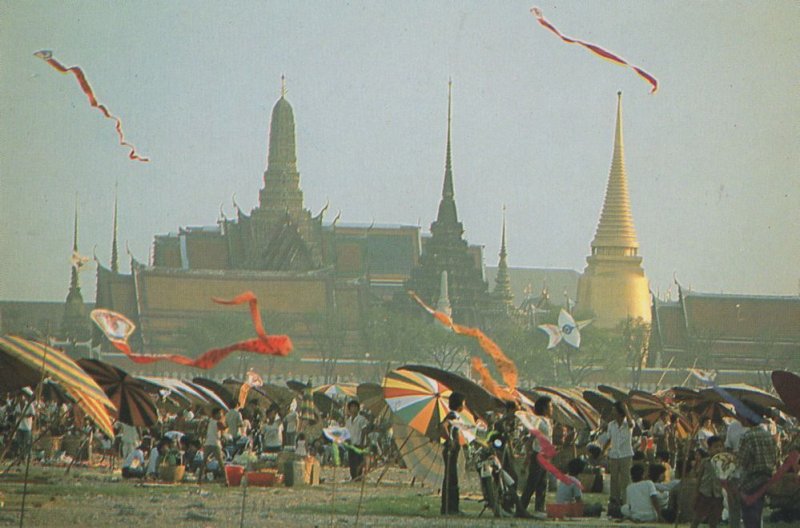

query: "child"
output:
621 464 662 522
691 435 724 528
556 458 604 517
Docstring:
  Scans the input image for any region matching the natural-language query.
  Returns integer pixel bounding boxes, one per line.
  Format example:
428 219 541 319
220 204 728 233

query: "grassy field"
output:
0 463 787 528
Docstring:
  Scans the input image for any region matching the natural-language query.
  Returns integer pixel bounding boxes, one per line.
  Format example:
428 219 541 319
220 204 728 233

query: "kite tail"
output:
471 357 515 401
213 291 268 339
456 325 518 389
529 428 580 489
33 50 150 162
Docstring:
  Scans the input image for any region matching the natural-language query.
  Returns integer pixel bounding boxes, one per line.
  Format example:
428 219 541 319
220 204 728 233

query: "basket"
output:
246 470 280 487
546 502 583 519
159 465 186 483
225 465 245 486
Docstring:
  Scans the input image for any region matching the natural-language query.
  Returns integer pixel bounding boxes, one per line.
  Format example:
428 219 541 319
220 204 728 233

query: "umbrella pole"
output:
329 457 337 528
238 466 249 528
673 420 701 528
377 430 412 484
354 452 369 526
20 337 50 528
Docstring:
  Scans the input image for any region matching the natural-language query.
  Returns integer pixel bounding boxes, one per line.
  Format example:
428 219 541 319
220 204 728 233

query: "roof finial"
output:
73 193 79 252
281 74 286 98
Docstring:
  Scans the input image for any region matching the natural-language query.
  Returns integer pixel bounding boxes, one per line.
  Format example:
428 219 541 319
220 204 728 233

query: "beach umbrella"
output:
183 380 230 410
314 383 358 400
534 386 601 430
597 384 628 402
541 387 601 429
627 389 691 438
772 371 800 419
40 379 74 406
700 384 784 411
286 379 310 393
383 368 453 441
357 383 390 419
391 421 446 488
583 389 616 421
519 388 587 430
0 335 115 438
193 377 235 407
401 364 504 420
77 359 159 427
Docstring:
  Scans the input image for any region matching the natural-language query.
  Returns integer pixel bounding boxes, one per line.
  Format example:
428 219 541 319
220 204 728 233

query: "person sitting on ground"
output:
145 438 171 479
655 450 673 482
621 463 662 522
121 440 149 479
691 435 725 528
555 458 603 516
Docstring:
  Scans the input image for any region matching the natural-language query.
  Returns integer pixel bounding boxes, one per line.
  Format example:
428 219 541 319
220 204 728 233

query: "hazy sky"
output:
1 1 798 302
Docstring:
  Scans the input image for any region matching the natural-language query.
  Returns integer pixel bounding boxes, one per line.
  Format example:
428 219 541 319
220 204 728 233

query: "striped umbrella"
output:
77 359 158 427
0 335 115 438
314 383 358 400
383 368 452 441
536 386 601 430
391 421 446 487
519 387 587 430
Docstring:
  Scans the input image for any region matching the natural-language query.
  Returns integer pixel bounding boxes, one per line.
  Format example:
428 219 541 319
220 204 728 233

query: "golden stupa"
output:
576 93 651 328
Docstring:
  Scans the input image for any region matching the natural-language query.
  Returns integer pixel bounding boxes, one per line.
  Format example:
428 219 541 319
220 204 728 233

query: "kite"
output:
237 369 264 409
70 250 90 271
409 291 518 390
33 50 149 162
530 8 659 94
90 291 292 369
538 309 592 349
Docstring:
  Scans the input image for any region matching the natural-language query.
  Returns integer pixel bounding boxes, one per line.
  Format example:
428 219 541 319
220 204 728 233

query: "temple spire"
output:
491 206 514 311
434 79 460 230
63 195 88 340
111 183 119 273
590 91 640 253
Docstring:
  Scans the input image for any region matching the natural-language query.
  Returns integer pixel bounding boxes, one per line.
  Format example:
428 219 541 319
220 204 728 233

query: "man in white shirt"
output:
345 400 369 481
122 442 147 478
146 438 170 479
119 422 139 459
621 464 661 522
14 395 36 457
599 400 635 516
225 406 244 441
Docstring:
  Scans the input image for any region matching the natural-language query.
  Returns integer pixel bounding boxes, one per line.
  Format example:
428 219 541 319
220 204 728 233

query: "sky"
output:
1 1 798 302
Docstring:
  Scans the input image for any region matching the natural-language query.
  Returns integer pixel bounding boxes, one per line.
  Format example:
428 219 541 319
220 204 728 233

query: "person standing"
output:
520 396 553 518
119 422 139 459
201 407 227 481
260 403 283 453
737 409 777 528
600 400 635 517
345 400 369 481
725 416 747 528
441 392 465 515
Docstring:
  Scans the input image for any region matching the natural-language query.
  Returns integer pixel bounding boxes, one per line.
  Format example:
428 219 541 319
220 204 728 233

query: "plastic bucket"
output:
225 464 244 486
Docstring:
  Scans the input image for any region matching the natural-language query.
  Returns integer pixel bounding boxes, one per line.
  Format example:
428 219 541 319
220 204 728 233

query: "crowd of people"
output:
2 383 798 528
0 390 391 487
442 392 796 527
